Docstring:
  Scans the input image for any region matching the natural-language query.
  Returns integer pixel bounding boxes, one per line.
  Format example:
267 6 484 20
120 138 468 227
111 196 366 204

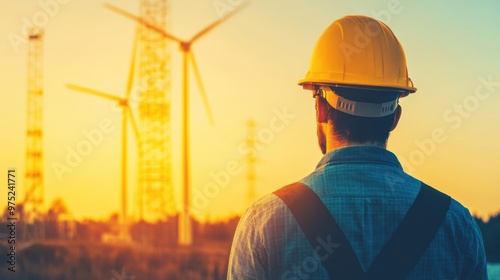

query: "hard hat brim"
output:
298 80 417 95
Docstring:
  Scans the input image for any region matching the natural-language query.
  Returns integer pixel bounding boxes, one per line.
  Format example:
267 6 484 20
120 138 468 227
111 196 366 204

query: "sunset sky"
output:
1 0 499 221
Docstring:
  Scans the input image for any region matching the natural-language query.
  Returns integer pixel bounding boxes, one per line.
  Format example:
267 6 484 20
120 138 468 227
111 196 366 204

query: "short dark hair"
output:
326 88 400 144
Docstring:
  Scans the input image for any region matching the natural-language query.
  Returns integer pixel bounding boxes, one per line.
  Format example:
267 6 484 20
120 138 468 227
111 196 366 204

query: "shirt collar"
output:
316 145 403 170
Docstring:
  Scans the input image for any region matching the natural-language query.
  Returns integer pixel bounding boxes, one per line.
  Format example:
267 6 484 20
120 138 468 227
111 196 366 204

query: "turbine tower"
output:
24 28 45 241
67 30 141 241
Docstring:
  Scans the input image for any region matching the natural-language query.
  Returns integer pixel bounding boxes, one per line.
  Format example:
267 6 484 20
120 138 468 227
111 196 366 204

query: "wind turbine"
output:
105 2 249 245
67 31 141 241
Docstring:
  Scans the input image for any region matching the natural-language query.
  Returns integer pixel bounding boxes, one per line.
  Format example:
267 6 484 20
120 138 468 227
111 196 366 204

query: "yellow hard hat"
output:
299 15 416 96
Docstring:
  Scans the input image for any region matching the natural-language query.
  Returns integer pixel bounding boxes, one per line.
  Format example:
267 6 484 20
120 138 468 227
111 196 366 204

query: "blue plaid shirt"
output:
228 146 487 279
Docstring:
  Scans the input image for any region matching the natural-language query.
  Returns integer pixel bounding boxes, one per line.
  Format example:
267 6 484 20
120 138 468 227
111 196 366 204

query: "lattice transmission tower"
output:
136 0 175 221
24 29 45 240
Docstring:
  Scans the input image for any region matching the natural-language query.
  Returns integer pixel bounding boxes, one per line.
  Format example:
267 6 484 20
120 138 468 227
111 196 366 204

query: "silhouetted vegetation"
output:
475 211 500 263
0 241 230 280
0 200 241 279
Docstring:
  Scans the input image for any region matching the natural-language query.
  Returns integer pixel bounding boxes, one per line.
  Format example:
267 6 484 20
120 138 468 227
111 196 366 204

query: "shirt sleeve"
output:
227 204 268 280
461 213 488 279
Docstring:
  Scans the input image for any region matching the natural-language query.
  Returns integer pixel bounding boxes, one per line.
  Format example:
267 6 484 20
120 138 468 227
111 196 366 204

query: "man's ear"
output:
316 97 330 124
390 105 402 131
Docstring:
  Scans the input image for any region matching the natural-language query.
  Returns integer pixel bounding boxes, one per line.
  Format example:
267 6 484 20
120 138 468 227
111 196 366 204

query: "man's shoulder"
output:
407 181 479 234
247 189 290 217
240 184 299 230
446 198 479 230
422 182 478 229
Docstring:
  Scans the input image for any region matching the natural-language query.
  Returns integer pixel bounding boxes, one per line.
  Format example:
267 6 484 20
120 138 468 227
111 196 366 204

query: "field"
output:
1 242 499 279
0 240 231 280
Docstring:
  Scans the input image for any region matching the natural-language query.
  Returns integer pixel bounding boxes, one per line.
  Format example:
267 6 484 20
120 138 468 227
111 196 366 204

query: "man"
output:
227 15 487 279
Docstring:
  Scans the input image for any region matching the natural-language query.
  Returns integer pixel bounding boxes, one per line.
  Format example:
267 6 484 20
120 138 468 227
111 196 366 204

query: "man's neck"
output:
326 137 387 153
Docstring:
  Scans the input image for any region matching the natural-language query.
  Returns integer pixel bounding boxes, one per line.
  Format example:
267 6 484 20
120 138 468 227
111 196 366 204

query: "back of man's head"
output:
326 88 400 145
298 15 415 151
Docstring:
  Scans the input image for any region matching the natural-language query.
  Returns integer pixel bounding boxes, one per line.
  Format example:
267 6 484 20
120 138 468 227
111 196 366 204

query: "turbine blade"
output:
105 3 184 43
67 84 122 102
126 29 139 98
189 51 215 126
189 1 250 43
